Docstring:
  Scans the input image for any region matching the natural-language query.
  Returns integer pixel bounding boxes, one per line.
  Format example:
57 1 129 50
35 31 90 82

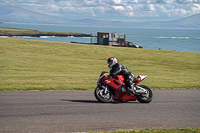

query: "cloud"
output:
112 0 122 4
112 6 125 11
192 3 200 12
177 0 200 4
144 4 155 11
1 0 200 21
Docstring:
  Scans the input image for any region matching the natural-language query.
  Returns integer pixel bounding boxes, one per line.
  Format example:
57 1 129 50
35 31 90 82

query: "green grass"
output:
0 27 85 36
92 128 200 133
0 37 199 91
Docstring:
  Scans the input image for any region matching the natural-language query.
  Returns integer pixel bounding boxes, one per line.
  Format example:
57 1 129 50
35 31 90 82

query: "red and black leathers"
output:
109 63 135 91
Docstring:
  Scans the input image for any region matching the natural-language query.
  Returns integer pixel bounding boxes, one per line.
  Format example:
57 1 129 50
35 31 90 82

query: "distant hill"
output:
166 14 200 29
0 5 199 29
0 5 74 25
137 13 200 29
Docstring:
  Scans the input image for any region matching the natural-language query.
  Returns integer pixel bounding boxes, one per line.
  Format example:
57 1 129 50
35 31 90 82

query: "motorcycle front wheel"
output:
94 86 114 103
136 85 153 103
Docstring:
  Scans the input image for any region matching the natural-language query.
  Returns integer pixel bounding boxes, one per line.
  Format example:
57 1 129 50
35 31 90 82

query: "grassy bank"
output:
95 128 200 133
0 27 90 36
0 37 199 91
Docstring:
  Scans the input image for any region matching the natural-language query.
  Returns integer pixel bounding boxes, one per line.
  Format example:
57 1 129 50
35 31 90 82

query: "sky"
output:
1 0 200 22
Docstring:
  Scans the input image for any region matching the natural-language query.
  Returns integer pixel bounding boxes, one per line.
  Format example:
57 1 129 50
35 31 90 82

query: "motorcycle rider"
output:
107 57 136 93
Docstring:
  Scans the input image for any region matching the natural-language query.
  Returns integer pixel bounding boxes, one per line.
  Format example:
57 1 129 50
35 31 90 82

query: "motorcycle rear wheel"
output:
136 85 153 103
94 86 113 103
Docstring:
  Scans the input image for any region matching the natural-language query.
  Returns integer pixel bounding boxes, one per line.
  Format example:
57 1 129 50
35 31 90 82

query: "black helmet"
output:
107 57 117 69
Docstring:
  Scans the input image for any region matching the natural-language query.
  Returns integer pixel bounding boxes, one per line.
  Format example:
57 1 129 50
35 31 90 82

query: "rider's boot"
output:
134 86 148 94
129 84 146 94
127 84 135 95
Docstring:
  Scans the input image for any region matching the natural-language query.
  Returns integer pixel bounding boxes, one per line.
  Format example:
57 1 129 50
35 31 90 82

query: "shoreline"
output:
0 33 92 37
0 27 92 37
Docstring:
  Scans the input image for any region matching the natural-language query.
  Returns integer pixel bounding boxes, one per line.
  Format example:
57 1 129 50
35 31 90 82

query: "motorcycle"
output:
94 71 153 103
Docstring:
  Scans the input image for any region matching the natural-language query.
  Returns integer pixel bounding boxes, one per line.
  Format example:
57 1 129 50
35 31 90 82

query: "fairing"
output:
133 75 147 84
97 73 137 102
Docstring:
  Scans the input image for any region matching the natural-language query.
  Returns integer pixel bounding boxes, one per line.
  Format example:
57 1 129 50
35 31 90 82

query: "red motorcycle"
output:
94 71 153 103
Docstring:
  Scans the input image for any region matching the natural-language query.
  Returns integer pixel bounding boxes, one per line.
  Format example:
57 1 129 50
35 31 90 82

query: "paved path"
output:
0 89 200 133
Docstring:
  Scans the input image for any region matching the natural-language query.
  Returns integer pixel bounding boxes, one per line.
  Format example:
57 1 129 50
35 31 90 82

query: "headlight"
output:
97 77 100 85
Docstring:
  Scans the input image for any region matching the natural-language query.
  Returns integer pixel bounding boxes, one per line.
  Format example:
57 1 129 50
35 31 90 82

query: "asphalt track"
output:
0 89 200 133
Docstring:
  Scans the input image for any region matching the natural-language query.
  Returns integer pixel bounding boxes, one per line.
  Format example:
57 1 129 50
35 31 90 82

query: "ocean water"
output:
1 23 200 53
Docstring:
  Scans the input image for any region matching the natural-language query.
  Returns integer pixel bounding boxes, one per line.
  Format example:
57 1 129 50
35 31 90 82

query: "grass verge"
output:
0 37 199 91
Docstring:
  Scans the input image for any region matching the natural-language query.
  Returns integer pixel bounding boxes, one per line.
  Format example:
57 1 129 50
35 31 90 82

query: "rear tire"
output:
136 85 153 103
94 86 113 103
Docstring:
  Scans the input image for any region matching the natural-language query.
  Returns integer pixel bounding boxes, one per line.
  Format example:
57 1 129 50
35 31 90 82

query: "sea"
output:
1 23 200 53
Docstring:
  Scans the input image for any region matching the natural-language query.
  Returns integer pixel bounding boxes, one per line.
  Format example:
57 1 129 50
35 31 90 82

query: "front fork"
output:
101 85 108 94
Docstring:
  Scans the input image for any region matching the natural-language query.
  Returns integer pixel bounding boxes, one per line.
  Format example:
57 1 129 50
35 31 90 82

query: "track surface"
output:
0 89 200 133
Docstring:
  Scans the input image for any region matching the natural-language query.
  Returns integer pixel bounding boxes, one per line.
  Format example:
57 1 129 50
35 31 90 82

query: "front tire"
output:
94 86 113 103
136 85 153 103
